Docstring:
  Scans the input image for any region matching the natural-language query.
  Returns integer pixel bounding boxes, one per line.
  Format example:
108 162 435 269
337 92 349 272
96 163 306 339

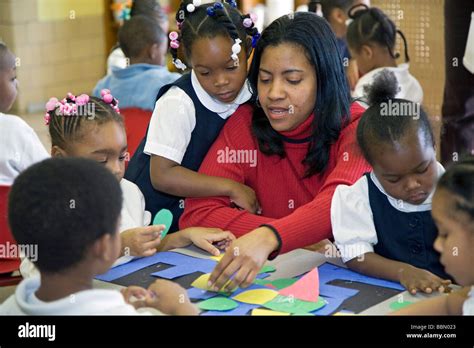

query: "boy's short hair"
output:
119 15 166 59
8 158 123 274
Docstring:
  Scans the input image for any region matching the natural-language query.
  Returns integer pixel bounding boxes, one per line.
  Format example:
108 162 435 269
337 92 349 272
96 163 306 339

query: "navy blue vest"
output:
366 173 450 279
124 73 227 233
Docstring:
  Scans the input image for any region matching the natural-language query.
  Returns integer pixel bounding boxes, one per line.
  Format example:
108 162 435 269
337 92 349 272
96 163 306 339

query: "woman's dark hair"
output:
48 96 124 150
171 0 258 64
9 157 122 274
130 0 168 25
249 12 351 177
356 69 434 164
437 156 474 221
347 5 410 62
309 0 356 19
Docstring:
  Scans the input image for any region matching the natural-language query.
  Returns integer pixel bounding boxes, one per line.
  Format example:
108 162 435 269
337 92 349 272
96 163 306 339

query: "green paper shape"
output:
254 279 272 286
152 209 173 238
389 300 413 311
198 296 239 311
262 295 326 314
269 278 298 290
259 265 276 274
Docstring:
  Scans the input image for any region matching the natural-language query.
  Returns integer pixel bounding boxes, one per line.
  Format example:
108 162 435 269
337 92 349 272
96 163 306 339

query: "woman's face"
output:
257 42 317 132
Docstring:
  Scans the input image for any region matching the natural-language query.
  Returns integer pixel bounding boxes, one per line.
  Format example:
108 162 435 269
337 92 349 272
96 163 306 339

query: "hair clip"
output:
231 38 242 61
173 58 187 71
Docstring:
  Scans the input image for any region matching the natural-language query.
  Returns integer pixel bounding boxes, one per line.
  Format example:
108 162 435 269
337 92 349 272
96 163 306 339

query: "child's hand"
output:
182 227 236 256
120 225 164 257
229 182 261 214
399 265 452 295
121 286 150 309
146 279 199 315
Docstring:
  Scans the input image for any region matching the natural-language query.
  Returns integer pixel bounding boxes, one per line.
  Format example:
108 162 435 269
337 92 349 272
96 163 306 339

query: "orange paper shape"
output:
278 267 319 302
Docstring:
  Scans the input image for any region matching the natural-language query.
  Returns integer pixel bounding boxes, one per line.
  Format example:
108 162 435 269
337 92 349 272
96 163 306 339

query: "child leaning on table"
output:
394 158 474 315
0 157 198 315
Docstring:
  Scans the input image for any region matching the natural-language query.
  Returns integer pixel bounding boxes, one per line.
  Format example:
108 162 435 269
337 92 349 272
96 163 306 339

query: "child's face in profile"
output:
257 42 317 133
371 127 438 205
432 188 474 286
0 50 18 113
60 121 128 182
190 35 248 104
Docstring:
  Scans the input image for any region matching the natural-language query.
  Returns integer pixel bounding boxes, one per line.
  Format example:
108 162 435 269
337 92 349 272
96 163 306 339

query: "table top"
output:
93 245 448 315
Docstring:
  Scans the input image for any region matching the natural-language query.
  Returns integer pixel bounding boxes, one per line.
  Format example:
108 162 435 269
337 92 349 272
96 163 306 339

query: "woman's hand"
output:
184 227 236 256
208 226 279 292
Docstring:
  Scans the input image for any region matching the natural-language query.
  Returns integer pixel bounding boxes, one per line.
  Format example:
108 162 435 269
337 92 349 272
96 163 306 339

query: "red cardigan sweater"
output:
179 102 371 254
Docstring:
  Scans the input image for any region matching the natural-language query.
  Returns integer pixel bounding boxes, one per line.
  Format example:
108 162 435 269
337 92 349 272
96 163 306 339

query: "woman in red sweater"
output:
180 12 371 291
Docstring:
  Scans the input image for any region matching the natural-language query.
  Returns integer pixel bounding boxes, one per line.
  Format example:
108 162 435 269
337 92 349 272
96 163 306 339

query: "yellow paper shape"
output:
333 311 355 316
251 308 290 316
209 253 224 262
191 273 231 292
233 289 279 305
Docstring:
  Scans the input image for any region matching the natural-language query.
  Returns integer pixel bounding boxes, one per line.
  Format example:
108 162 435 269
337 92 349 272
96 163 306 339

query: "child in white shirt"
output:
346 5 423 103
393 158 474 315
0 157 198 315
0 42 49 186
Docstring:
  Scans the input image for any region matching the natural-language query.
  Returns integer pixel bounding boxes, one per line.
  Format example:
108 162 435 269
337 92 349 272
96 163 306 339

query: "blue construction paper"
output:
96 251 215 282
151 260 216 279
255 272 270 279
319 283 359 300
318 263 405 291
187 287 218 300
312 296 346 316
201 303 259 316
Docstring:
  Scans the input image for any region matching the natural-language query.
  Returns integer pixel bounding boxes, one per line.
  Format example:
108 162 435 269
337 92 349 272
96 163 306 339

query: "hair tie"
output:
231 38 242 62
224 0 237 8
186 0 202 13
173 58 187 71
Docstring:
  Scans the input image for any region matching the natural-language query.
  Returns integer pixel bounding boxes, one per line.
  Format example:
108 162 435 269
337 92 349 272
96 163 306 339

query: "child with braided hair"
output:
346 4 423 103
19 90 236 278
125 0 262 233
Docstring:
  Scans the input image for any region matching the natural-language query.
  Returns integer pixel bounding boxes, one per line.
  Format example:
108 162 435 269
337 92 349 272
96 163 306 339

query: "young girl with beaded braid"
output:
346 4 423 103
19 90 235 278
125 0 261 233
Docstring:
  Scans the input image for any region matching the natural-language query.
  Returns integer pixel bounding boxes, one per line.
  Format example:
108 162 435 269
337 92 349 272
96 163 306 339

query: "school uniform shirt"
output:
179 102 372 255
463 287 474 315
93 64 181 111
106 47 127 75
144 70 252 165
332 162 448 277
352 64 423 104
0 113 49 186
125 71 252 232
0 277 153 315
19 179 152 278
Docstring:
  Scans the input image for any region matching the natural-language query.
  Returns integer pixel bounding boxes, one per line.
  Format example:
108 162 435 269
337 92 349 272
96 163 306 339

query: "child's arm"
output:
391 287 470 315
150 155 260 214
156 227 236 256
346 252 452 294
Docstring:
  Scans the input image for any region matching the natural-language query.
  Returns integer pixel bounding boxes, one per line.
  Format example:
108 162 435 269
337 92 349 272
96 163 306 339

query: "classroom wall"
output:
0 0 108 114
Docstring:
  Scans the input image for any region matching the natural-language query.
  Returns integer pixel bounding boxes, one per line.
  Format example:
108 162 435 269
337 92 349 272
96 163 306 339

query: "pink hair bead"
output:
170 40 180 49
169 31 179 41
103 94 113 104
100 89 111 97
250 13 258 22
